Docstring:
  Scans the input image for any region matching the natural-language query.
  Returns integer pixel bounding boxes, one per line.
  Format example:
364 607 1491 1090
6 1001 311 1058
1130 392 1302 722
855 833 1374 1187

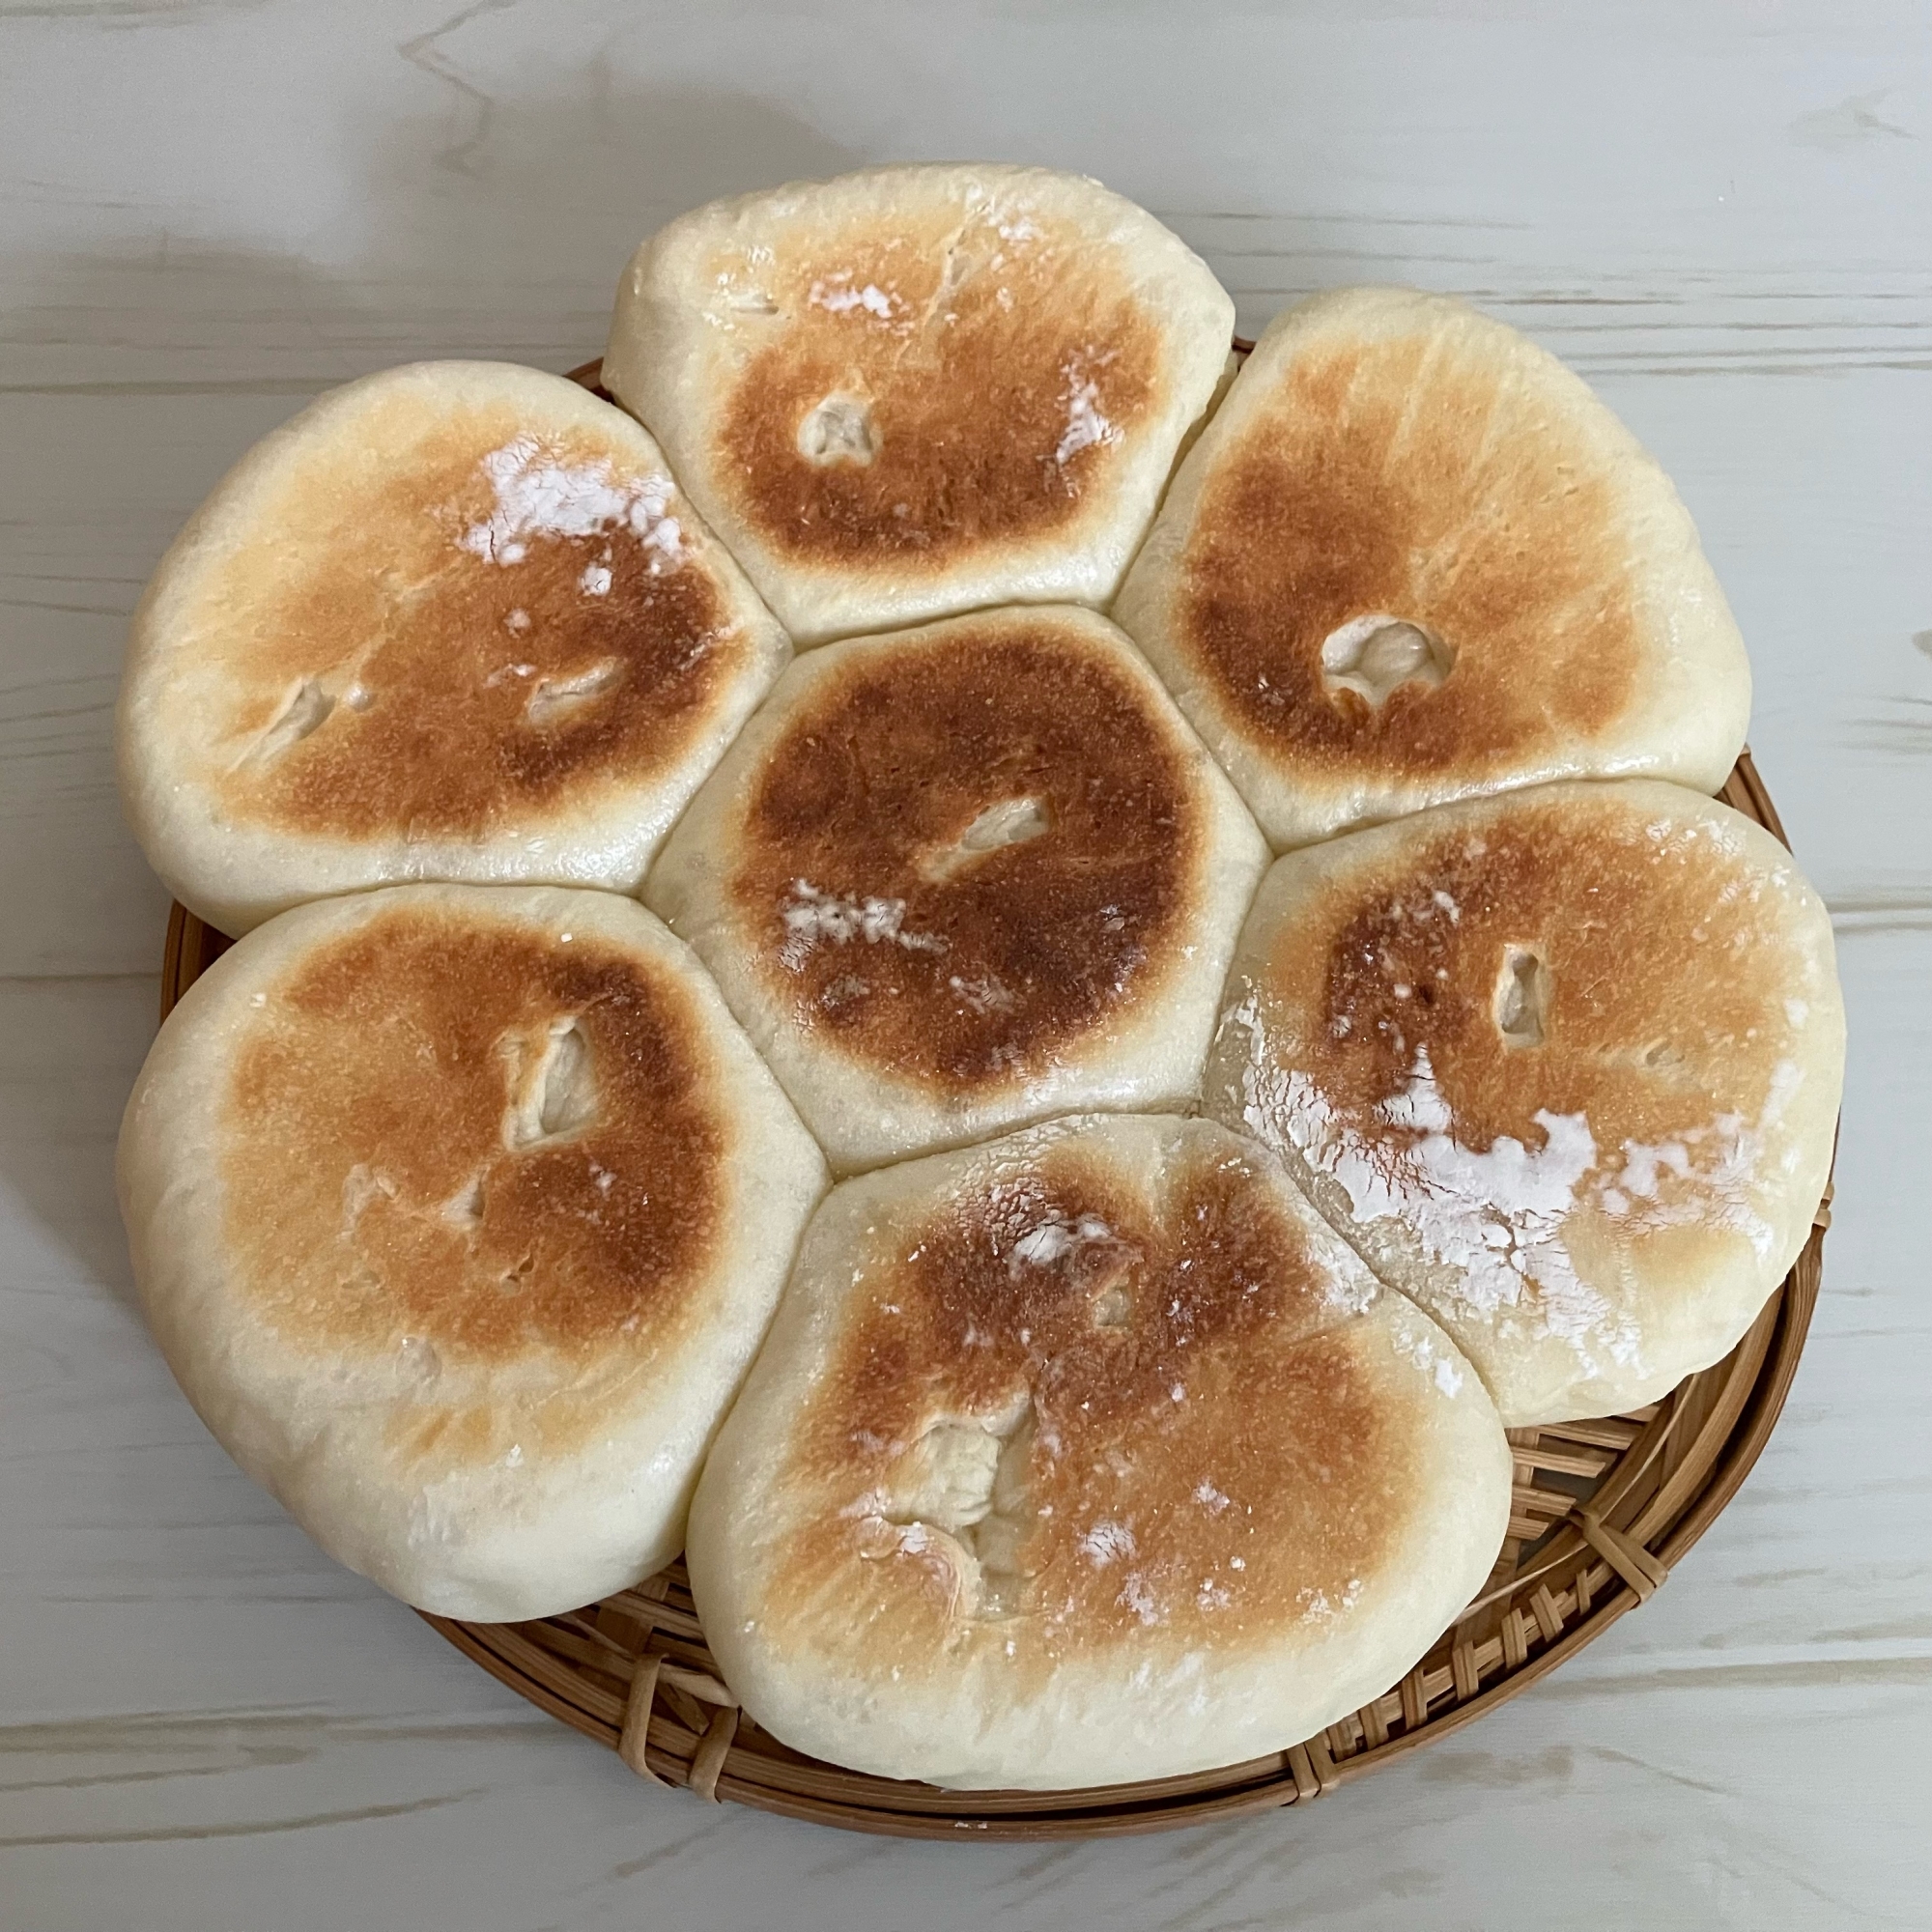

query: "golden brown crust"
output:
1239 797 1798 1182
763 1131 1408 1677
221 903 725 1373
1209 781 1843 1422
184 396 738 840
1173 317 1639 781
708 203 1161 571
727 614 1202 1091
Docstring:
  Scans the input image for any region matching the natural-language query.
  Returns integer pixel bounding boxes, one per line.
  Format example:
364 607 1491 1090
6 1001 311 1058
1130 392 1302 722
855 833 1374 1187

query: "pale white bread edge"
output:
117 362 790 935
116 884 828 1620
1205 781 1844 1425
642 607 1271 1173
605 165 1236 644
687 1113 1513 1789
1114 287 1753 848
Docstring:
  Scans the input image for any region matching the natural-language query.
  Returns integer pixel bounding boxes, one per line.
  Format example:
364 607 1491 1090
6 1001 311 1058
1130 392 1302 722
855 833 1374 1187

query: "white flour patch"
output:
948 973 1014 1015
818 973 870 1009
1054 352 1122 465
777 881 947 971
1762 1057 1804 1127
1392 1322 1466 1399
1079 1520 1136 1568
1231 997 1635 1373
1010 1214 1114 1271
1606 1110 1780 1259
461 437 683 567
1233 992 1792 1377
809 275 896 319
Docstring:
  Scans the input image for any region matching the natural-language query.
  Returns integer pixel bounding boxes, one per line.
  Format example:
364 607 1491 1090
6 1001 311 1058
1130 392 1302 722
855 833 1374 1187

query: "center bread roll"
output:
643 605 1270 1172
603 164 1236 643
117 885 827 1620
687 1113 1512 1791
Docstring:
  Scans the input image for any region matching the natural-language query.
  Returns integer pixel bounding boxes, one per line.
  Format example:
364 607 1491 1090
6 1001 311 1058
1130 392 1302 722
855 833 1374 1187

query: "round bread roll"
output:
116 885 826 1620
604 164 1235 644
643 605 1270 1172
687 1113 1511 1790
1114 288 1751 848
1206 781 1844 1427
119 361 789 934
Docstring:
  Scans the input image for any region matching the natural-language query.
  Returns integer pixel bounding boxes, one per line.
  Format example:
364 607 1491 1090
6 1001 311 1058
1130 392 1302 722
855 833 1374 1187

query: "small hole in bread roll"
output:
501 1017 599 1149
798 394 878 467
248 676 337 763
1320 614 1453 707
937 243 980 304
441 1170 486 1231
1493 945 1551 1049
921 795 1051 883
1082 1244 1138 1329
524 659 623 726
960 794 1049 853
975 1410 1035 1618
883 1397 1036 1620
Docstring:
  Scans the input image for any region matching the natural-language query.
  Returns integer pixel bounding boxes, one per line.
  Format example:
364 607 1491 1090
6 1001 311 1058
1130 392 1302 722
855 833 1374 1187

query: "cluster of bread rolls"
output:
116 165 1840 1792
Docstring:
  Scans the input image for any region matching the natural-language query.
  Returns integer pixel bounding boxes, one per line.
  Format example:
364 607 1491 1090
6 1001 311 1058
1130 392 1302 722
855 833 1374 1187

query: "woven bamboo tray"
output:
153 355 1833 1840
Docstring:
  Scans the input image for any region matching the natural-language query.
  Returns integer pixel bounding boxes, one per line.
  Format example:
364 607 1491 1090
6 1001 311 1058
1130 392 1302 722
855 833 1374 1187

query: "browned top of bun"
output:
773 1124 1411 1673
1117 289 1749 855
1178 322 1638 780
155 376 752 842
703 203 1163 573
729 612 1203 1091
1209 781 1843 1424
220 902 725 1388
1235 793 1805 1187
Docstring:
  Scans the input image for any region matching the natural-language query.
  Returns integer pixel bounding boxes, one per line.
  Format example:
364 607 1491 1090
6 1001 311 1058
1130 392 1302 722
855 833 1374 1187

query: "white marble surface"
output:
3 3 1927 1926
